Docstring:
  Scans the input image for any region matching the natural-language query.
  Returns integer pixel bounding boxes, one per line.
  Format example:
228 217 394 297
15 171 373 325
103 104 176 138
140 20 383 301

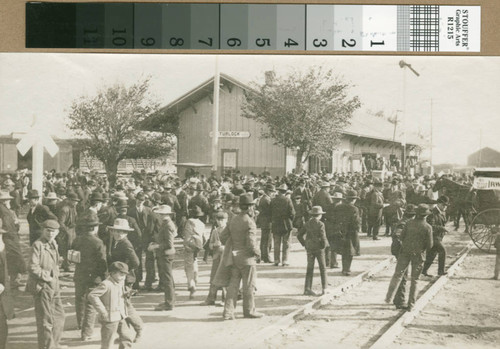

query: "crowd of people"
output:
0 167 483 349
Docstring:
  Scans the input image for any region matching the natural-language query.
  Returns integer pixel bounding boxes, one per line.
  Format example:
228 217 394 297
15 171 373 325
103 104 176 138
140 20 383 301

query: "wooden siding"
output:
217 85 285 175
177 95 213 165
176 83 286 175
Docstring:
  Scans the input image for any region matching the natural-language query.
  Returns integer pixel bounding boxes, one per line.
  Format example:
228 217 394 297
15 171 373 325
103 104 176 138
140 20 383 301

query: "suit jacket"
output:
427 206 447 241
270 194 295 235
312 190 333 213
127 205 153 240
367 190 385 217
0 203 20 237
335 203 361 256
221 212 260 266
73 233 107 287
297 218 328 251
109 238 139 285
0 250 14 319
88 277 127 323
25 238 60 294
57 201 77 238
154 218 177 255
257 194 272 226
27 204 57 245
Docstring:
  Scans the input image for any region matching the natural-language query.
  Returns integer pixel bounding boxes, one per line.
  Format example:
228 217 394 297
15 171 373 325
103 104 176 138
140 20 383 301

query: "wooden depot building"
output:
145 73 421 176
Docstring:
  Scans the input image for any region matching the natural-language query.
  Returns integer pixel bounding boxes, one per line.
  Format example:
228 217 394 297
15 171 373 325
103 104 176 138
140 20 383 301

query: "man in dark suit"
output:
128 192 153 290
0 218 15 348
271 184 295 266
0 192 26 288
72 213 107 341
108 218 140 288
56 192 79 272
367 180 385 240
220 193 263 320
257 184 275 263
189 184 211 223
423 195 449 276
26 190 57 245
336 190 361 276
312 181 333 215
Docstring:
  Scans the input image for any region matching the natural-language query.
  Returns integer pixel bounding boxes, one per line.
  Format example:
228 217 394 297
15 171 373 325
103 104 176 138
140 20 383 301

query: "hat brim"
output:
0 196 14 200
309 210 326 215
345 196 359 200
27 195 40 199
77 221 100 227
154 210 173 215
0 228 7 234
108 226 134 232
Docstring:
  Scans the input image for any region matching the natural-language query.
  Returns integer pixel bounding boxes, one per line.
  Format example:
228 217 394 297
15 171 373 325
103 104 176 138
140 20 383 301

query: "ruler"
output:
26 2 481 52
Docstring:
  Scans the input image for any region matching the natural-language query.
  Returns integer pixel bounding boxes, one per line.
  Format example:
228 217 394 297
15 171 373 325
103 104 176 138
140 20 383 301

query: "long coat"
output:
0 203 26 275
27 204 57 245
270 194 295 235
25 238 60 295
220 212 260 266
109 238 140 286
0 249 14 320
72 233 107 288
335 202 361 256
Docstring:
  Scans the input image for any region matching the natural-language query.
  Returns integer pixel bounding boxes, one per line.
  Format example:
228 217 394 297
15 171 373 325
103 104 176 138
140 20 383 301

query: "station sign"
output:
209 131 250 138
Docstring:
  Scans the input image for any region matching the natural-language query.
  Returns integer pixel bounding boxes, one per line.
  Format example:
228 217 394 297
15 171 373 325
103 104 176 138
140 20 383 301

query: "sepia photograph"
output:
0 53 499 348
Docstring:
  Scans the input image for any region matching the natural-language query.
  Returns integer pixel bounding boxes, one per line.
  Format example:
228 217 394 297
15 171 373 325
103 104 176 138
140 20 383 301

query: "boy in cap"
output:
183 206 207 299
88 261 135 348
26 220 66 349
297 206 329 296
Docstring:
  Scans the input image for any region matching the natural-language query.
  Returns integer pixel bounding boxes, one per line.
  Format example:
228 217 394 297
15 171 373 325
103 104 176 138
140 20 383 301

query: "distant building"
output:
468 147 500 167
0 134 75 173
145 73 422 177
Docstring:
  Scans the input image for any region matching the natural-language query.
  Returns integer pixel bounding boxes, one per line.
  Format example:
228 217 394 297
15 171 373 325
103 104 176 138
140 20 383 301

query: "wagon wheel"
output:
468 208 500 254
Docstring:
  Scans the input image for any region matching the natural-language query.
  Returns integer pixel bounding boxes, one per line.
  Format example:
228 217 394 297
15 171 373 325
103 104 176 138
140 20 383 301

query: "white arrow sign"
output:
16 115 59 196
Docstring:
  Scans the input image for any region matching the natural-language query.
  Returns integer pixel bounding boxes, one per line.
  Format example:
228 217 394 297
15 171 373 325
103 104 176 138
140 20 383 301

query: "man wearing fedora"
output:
72 213 107 341
150 205 177 311
257 184 275 264
108 218 140 288
385 204 433 311
56 192 79 272
367 180 385 240
422 195 450 276
221 193 264 319
324 191 344 269
0 218 15 349
271 184 295 267
27 189 58 245
297 206 329 296
189 184 211 224
335 190 361 276
0 192 26 288
26 219 66 349
312 181 333 216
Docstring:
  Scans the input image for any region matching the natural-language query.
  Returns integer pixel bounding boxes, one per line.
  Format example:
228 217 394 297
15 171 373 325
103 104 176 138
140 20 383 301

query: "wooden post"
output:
212 56 220 173
31 141 44 196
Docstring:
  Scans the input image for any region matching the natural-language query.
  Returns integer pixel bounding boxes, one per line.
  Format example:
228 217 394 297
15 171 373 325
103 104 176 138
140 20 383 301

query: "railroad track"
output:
245 242 473 349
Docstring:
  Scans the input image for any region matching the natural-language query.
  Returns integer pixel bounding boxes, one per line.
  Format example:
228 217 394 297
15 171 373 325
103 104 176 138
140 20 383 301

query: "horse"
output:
433 177 474 231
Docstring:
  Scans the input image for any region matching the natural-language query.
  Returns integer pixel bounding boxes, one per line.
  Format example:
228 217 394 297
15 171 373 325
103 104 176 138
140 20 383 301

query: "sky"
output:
1 53 499 165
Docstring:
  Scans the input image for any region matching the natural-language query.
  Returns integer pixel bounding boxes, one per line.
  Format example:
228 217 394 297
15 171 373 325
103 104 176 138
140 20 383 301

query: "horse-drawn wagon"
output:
467 168 500 253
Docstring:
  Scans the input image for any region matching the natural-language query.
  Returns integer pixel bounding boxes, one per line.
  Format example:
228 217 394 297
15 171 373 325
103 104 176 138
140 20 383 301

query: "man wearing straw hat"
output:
150 205 177 311
221 193 263 320
0 191 26 289
385 204 433 311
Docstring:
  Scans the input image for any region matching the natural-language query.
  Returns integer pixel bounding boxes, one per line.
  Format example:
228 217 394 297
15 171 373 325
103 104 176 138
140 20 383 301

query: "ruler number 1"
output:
342 39 357 48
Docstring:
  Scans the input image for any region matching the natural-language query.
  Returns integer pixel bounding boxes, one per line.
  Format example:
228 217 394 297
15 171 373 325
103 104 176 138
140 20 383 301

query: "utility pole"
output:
399 60 420 174
212 56 220 173
430 99 433 167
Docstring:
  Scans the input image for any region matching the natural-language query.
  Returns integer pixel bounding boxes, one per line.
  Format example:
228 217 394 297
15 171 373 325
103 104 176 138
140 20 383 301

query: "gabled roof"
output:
469 147 500 158
145 73 421 146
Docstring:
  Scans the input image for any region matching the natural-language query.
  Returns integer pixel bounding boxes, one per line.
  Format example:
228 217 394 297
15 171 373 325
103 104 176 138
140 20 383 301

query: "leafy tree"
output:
67 78 174 186
242 67 361 173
